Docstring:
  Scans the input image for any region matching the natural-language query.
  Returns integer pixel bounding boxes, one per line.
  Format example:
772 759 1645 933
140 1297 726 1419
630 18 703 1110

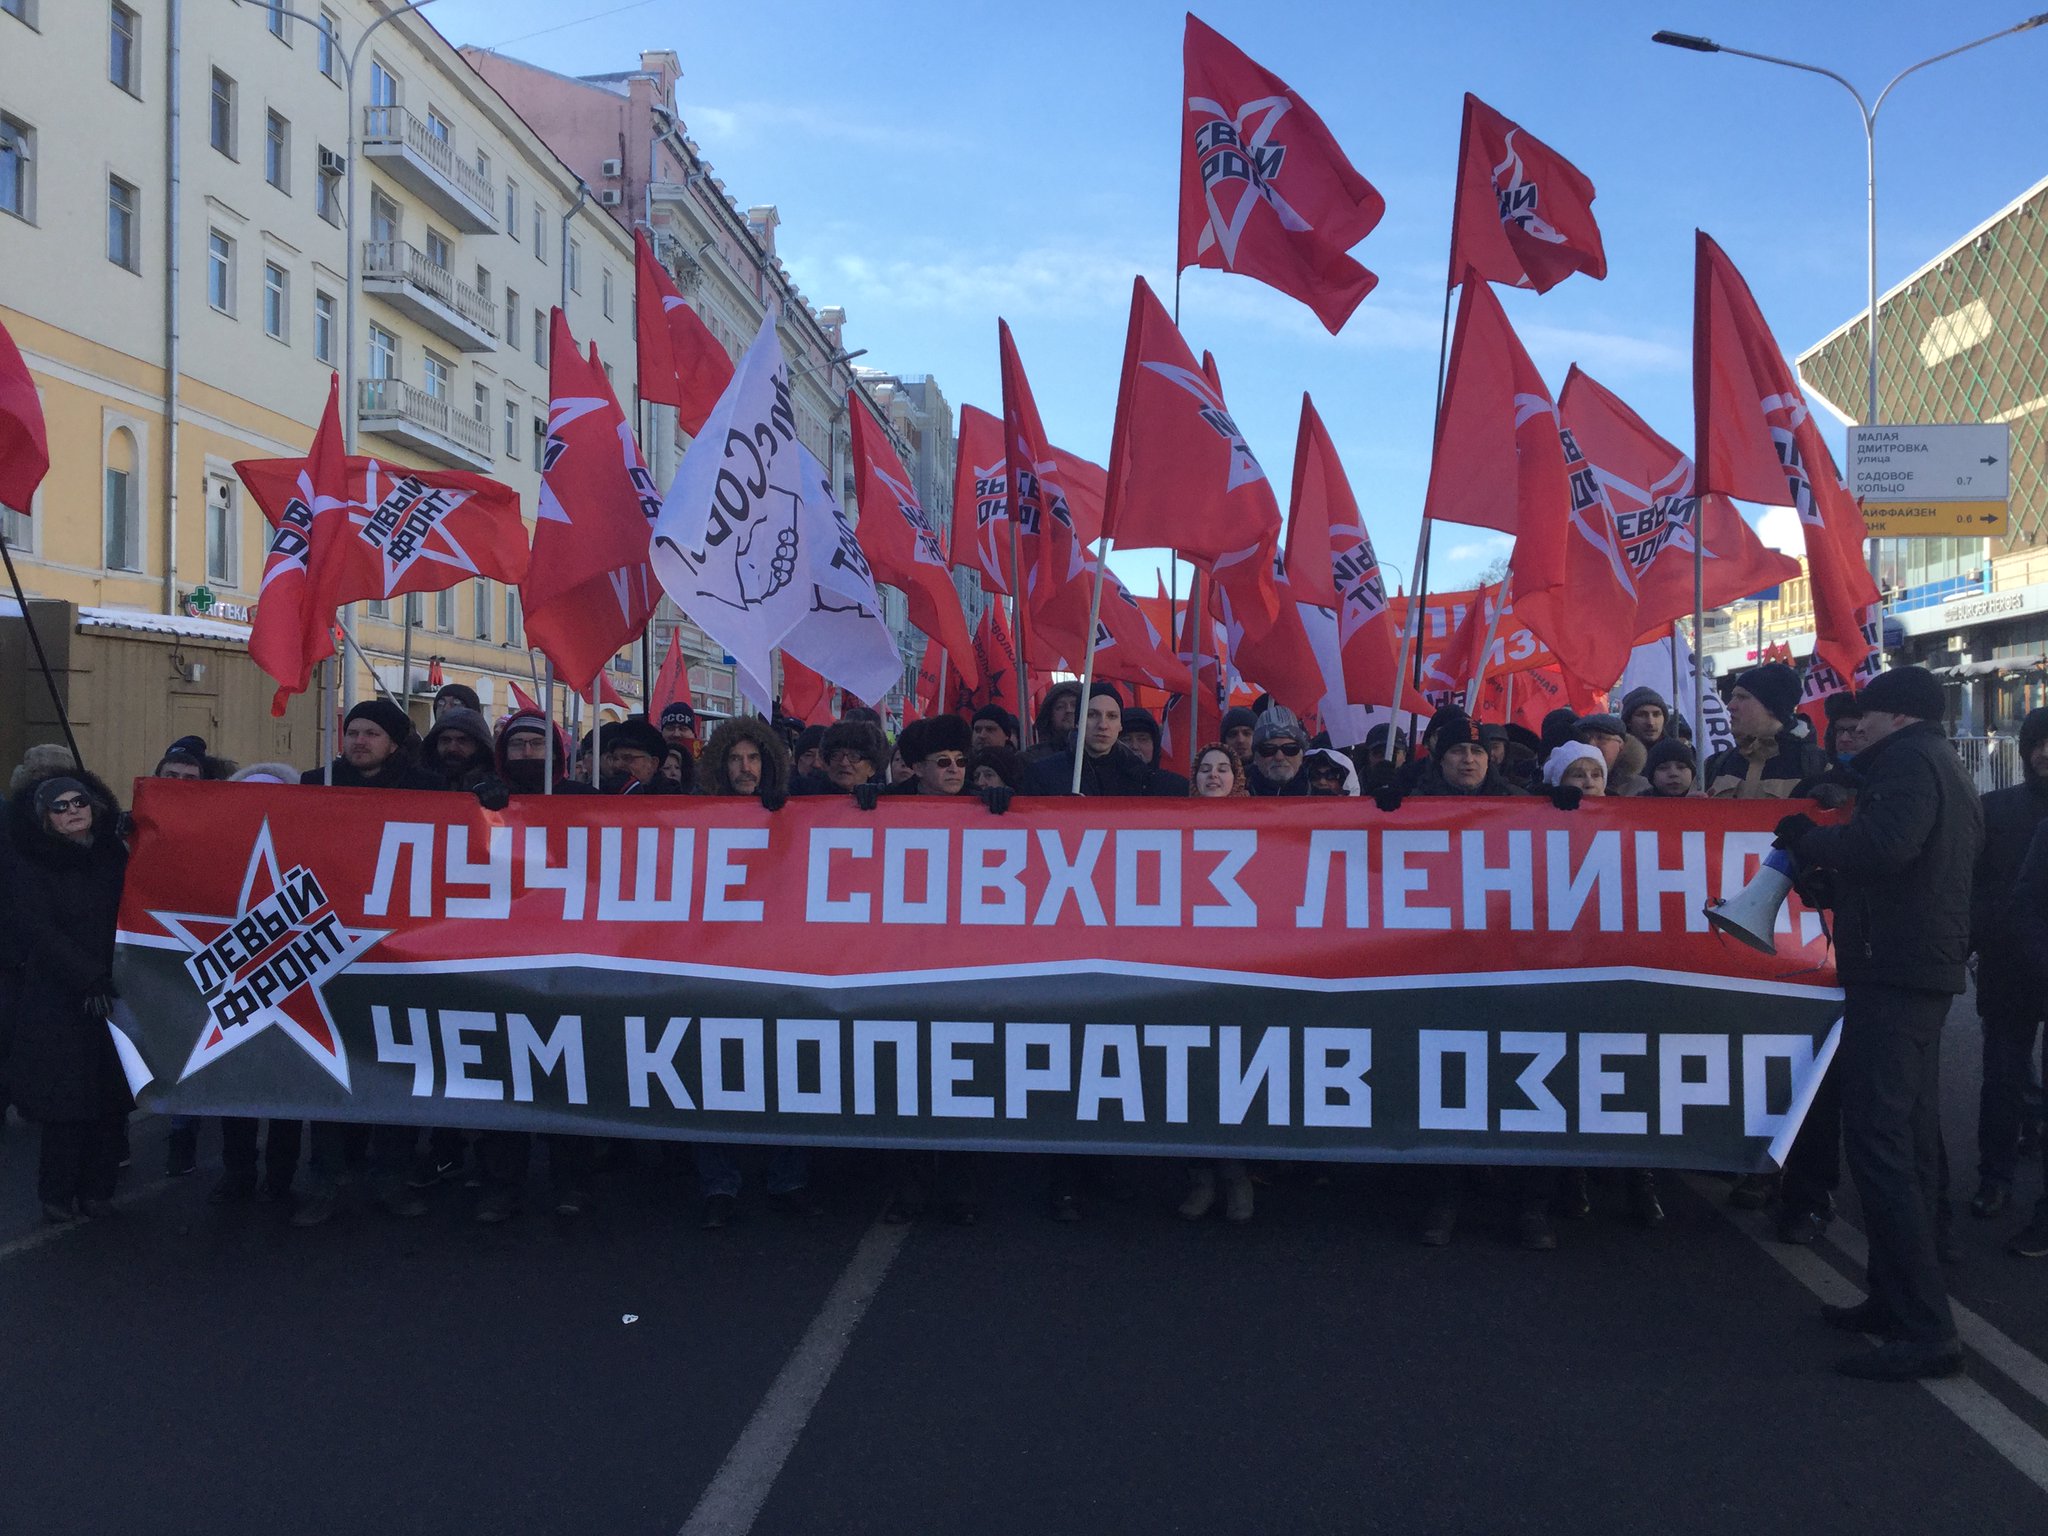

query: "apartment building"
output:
0 0 637 784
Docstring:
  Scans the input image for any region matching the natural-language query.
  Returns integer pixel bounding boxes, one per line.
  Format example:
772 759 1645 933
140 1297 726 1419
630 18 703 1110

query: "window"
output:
265 111 290 193
369 61 399 109
106 176 138 271
473 579 491 640
109 4 139 95
505 588 522 646
265 0 290 42
503 289 518 348
424 227 449 271
103 427 140 570
0 115 31 222
313 290 336 364
368 324 398 380
367 597 390 621
568 239 582 295
532 415 546 466
209 70 236 158
2 500 30 551
533 309 545 367
505 179 519 237
601 268 614 320
435 587 454 632
206 230 234 312
475 148 491 185
3 0 34 24
205 473 238 585
533 202 545 256
503 399 519 457
316 152 340 224
262 261 288 341
318 10 338 79
603 361 614 387
426 109 450 144
474 264 491 301
472 380 489 426
370 191 399 246
422 350 450 400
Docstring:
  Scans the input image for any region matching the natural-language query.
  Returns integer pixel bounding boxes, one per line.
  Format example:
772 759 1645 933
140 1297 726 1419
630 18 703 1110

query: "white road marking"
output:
1683 1174 2048 1497
677 1218 911 1536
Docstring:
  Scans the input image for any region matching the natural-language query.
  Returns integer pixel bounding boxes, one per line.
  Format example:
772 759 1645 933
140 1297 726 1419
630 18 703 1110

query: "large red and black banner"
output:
112 784 1841 1170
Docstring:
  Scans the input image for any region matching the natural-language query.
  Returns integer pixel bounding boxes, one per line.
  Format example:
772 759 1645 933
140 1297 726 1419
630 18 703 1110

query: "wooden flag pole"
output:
1465 576 1509 714
542 658 556 794
1186 564 1205 753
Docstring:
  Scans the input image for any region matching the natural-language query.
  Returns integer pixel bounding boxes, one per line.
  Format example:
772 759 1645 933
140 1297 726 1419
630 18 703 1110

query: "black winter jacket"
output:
300 757 443 791
4 771 135 1122
1971 774 2048 968
1791 721 1983 993
1024 743 1173 797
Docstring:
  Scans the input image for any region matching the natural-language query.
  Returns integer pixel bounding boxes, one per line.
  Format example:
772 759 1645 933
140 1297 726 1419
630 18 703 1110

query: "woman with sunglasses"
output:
5 770 133 1223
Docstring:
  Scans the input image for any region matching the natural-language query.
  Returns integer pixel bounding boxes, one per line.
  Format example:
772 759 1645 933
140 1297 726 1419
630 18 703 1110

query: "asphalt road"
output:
1 989 2044 1536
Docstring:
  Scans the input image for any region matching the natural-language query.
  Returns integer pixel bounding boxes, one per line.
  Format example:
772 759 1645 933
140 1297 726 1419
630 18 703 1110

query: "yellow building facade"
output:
1 0 639 787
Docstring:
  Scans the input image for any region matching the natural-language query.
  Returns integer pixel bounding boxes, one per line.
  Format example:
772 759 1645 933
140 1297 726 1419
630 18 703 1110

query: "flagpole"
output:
1691 523 1706 762
1187 563 1204 752
400 599 415 719
1007 508 1031 735
590 681 602 787
321 658 334 785
1 530 87 772
1503 669 1515 727
1069 541 1113 794
542 658 555 794
1669 619 1684 729
1465 576 1509 713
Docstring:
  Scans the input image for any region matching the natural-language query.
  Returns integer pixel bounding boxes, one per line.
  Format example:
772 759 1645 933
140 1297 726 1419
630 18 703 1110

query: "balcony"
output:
361 106 497 232
357 377 494 473
361 240 497 352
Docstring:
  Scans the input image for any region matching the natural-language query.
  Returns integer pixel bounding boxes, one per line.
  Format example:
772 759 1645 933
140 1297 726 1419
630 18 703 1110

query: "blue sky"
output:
430 0 2048 593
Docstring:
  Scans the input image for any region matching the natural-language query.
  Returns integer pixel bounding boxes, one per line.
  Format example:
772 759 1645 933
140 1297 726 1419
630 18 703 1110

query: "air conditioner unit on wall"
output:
318 148 346 177
599 188 624 207
600 157 624 179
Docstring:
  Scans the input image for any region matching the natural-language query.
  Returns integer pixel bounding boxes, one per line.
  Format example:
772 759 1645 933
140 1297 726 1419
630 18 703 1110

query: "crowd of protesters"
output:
0 660 2038 1381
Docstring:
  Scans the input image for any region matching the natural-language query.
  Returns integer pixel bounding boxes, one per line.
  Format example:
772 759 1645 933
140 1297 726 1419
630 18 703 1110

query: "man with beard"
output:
794 719 890 796
697 714 792 806
1247 707 1312 797
300 699 440 791
420 707 500 795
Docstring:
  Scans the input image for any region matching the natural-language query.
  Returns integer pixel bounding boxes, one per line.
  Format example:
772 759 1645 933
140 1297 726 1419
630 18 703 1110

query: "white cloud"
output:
1755 505 1806 556
817 244 1156 321
1441 532 1513 566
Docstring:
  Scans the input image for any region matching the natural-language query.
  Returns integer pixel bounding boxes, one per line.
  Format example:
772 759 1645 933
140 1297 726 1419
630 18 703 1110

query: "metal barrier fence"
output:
1953 735 2024 793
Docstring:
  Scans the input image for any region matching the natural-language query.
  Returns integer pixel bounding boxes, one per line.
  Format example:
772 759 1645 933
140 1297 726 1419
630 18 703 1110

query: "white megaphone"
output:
1705 846 1797 955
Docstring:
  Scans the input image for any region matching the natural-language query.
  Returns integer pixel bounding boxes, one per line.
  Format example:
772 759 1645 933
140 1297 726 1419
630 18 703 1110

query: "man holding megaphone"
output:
1771 666 1983 1382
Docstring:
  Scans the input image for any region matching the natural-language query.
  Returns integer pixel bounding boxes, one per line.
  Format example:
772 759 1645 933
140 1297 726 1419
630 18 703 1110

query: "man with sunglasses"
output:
1246 706 1312 796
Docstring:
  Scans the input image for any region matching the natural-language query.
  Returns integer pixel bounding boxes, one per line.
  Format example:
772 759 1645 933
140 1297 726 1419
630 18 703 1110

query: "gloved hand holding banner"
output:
111 784 1841 1171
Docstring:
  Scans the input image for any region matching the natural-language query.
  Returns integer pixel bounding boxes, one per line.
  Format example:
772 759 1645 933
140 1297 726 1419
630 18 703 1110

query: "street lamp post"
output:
1653 17 2048 624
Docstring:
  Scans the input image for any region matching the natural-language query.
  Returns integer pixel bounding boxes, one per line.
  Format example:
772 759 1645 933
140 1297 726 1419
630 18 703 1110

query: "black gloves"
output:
851 782 882 812
759 786 789 812
981 785 1014 816
1372 785 1404 813
1773 812 1817 851
472 776 511 812
1547 784 1583 811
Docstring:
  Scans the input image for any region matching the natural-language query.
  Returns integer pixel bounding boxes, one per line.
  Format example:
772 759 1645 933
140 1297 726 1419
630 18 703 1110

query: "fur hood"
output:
697 715 792 796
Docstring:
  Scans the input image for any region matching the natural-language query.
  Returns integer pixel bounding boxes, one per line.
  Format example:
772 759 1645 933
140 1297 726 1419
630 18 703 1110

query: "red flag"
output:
780 652 835 727
597 669 626 710
634 229 736 437
236 454 528 606
1449 95 1607 294
1178 14 1385 333
1694 232 1878 682
952 600 1020 719
1421 275 1550 535
1208 543 1322 718
1558 367 1798 636
905 645 942 724
0 316 49 516
1102 277 1285 576
1091 569 1194 695
1436 581 1567 686
509 680 542 714
951 404 1106 601
848 397 979 690
247 375 352 714
649 632 692 715
522 310 662 692
998 321 1098 667
1286 395 1397 708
